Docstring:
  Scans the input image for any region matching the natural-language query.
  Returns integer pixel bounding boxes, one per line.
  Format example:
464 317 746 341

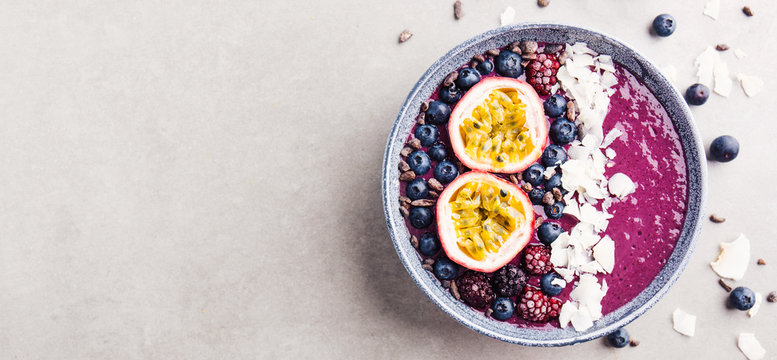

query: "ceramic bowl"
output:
381 23 707 346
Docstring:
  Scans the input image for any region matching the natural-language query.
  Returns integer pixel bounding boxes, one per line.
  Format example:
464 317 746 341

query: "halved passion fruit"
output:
436 171 534 273
449 77 548 173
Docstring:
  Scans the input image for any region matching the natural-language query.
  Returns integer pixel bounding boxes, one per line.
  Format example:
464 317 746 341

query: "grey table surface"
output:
0 1 775 359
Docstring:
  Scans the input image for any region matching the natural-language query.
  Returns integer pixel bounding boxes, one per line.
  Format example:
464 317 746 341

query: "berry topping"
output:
729 286 756 310
455 67 481 90
709 135 739 162
456 271 496 309
494 50 524 78
475 59 494 75
540 272 566 296
418 232 441 256
414 125 439 146
491 264 528 297
428 144 448 162
652 14 676 37
544 172 563 191
543 94 567 117
433 257 459 280
526 53 560 96
549 118 577 145
541 144 567 167
407 150 432 175
544 201 565 219
547 296 562 318
528 187 545 205
405 178 429 200
409 207 433 229
522 163 545 186
523 244 553 275
433 160 459 184
607 328 630 348
517 286 550 322
439 84 462 104
537 222 563 245
490 297 515 321
426 100 451 125
685 83 710 105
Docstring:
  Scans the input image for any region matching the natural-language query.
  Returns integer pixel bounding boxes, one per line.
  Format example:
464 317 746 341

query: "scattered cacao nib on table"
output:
398 29 413 43
757 258 766 265
716 44 730 51
538 0 550 8
742 6 754 17
719 279 733 292
709 214 726 223
453 0 463 20
767 292 777 303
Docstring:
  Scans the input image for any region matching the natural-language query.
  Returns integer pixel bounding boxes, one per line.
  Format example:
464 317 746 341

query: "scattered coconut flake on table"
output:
500 6 515 26
747 292 763 318
704 0 720 20
672 308 696 337
694 47 717 88
734 48 748 59
738 333 766 360
737 74 764 97
713 56 732 97
710 233 751 280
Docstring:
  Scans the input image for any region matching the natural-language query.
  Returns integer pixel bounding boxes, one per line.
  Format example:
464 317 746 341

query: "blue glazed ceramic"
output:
381 23 707 346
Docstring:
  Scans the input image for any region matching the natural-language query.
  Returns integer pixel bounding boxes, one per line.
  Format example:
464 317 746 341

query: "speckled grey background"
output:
0 0 775 358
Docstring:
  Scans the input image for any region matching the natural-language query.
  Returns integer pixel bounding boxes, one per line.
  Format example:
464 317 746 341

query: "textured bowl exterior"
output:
381 23 707 347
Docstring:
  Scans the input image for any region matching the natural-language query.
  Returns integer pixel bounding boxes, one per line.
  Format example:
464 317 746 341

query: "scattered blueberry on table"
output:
652 14 676 37
685 83 710 105
607 328 630 348
709 135 739 162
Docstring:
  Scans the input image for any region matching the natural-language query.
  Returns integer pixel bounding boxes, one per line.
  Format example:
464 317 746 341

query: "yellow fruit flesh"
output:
459 89 535 168
448 180 527 261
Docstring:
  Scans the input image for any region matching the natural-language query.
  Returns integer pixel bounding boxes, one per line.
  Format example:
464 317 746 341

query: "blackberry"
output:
456 271 495 309
490 264 528 297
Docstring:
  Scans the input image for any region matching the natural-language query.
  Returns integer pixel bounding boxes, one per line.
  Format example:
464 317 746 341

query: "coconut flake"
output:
672 308 696 337
570 307 594 331
500 6 515 26
704 0 720 20
738 333 766 360
737 74 764 97
608 173 636 198
605 148 616 159
695 47 716 88
593 236 615 273
713 56 732 97
748 292 763 318
600 128 622 148
710 234 751 280
559 302 577 328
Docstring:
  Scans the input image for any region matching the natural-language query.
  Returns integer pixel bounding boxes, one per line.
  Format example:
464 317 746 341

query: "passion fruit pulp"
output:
449 77 547 173
436 171 534 273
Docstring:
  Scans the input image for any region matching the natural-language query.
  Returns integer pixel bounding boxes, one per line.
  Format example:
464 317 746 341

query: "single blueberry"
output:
544 173 562 191
543 95 567 118
541 145 567 167
407 150 431 175
490 297 515 321
425 101 451 125
439 84 462 104
537 222 563 245
544 201 565 219
433 258 458 280
476 60 494 75
652 14 676 37
522 163 545 186
540 272 565 296
414 125 439 147
418 232 441 256
709 135 739 162
405 178 429 200
428 144 447 162
409 207 433 229
528 187 545 205
549 118 577 145
607 328 630 348
685 83 710 105
434 160 459 184
729 287 756 310
495 51 523 78
455 67 481 90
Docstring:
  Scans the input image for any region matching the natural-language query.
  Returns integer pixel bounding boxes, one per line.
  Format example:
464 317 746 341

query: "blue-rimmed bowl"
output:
381 23 707 346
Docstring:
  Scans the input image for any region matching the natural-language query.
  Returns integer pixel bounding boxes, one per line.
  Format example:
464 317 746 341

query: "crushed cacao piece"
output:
399 160 411 172
521 60 530 67
542 191 555 205
629 339 640 347
473 54 485 63
453 0 463 19
429 190 439 198
509 174 519 185
410 235 419 248
566 100 578 120
522 52 537 60
544 44 563 54
422 264 433 272
534 217 544 229
424 258 435 265
742 6 754 16
487 48 500 57
417 112 425 125
411 199 436 207
399 30 413 43
552 188 563 201
399 196 412 206
450 281 461 300
521 183 533 192
400 147 413 157
767 291 777 303
757 258 766 265
442 280 451 289
399 171 416 182
709 214 726 223
718 279 733 292
399 206 409 218
558 51 569 65
520 40 538 54
538 0 550 7
428 178 444 192
469 60 478 69
443 71 459 87
485 308 494 317
508 41 522 54
716 44 730 51
420 101 429 112
408 138 422 150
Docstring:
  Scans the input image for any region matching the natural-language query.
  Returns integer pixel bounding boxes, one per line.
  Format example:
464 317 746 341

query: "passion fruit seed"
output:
448 180 527 261
459 89 534 169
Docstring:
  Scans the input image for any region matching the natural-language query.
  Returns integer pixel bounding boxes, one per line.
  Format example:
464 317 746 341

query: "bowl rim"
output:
381 22 707 346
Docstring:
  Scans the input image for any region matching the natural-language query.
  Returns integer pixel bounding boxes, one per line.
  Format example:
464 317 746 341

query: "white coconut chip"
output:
500 6 515 26
737 74 764 97
672 308 696 337
738 333 766 360
713 56 732 97
605 148 616 159
600 128 623 148
748 292 763 318
704 0 720 20
710 233 751 281
694 47 717 88
608 173 636 199
593 235 615 273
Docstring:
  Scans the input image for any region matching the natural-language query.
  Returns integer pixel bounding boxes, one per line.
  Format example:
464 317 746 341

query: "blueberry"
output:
685 83 710 105
543 95 567 117
607 328 630 348
434 160 459 184
414 125 439 147
439 84 462 104
544 201 565 219
544 173 563 191
406 178 429 200
409 207 433 229
540 272 565 296
537 222 563 245
652 14 676 37
522 163 545 186
549 118 577 145
433 258 458 280
495 51 523 78
729 287 756 310
418 232 441 256
528 187 545 205
476 60 494 75
407 150 431 175
490 297 515 321
428 144 447 162
709 135 739 162
425 101 451 125
455 67 481 90
541 145 567 167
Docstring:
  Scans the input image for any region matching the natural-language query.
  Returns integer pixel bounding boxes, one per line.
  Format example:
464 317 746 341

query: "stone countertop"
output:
0 1 774 358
